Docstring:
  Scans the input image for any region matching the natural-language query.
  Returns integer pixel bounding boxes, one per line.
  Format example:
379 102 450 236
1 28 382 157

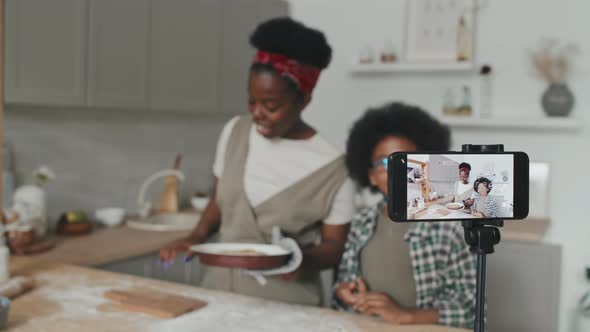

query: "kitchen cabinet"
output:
218 0 289 115
148 0 221 113
5 0 289 113
4 0 87 106
98 253 153 278
98 252 205 286
87 0 150 109
217 0 258 115
487 241 561 332
150 0 289 114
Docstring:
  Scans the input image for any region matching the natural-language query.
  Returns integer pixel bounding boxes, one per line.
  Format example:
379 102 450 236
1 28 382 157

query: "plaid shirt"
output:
472 194 500 218
333 200 477 329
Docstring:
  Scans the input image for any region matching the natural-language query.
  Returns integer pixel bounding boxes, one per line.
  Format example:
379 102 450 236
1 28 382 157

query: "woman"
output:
333 102 476 328
453 162 474 209
471 177 499 218
159 18 354 306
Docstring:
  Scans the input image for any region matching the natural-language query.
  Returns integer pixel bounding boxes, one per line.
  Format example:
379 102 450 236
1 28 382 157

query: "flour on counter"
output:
147 289 360 332
15 270 157 330
19 269 360 332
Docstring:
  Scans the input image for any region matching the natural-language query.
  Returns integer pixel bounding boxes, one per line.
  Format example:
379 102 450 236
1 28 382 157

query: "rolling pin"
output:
0 276 35 299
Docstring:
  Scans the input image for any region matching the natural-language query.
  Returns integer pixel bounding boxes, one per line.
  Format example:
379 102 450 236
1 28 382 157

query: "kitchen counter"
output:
412 203 473 220
4 226 472 331
10 226 186 275
5 264 469 332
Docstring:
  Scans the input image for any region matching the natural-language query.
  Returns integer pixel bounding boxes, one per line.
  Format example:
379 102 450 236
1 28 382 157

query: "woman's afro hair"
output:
250 17 332 69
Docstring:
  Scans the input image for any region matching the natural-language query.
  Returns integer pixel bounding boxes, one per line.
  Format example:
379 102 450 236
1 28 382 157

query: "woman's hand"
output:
158 177 221 268
353 291 414 325
335 278 368 305
471 211 484 218
271 223 350 282
159 237 195 267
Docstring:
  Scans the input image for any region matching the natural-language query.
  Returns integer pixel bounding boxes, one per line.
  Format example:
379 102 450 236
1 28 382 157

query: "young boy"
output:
333 102 476 328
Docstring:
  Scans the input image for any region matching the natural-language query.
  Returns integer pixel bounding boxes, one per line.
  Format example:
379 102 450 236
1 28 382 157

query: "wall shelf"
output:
441 116 583 130
350 61 475 74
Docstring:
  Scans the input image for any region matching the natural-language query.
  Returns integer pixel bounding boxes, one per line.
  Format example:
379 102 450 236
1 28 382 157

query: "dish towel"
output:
242 226 302 286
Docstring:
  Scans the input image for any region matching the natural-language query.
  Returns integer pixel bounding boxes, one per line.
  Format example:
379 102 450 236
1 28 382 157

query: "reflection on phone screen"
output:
407 154 514 220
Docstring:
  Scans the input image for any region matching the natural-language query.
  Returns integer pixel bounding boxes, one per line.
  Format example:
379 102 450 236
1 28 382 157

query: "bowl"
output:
190 196 209 212
95 208 126 227
57 222 94 235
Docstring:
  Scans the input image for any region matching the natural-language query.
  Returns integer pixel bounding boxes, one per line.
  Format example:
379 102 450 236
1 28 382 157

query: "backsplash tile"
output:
5 106 234 224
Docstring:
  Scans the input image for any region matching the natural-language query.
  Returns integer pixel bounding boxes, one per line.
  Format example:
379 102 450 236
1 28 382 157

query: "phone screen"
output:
388 152 529 222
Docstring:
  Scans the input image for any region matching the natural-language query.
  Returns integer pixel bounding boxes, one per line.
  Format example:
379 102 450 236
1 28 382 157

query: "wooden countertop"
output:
5 264 469 332
10 226 186 275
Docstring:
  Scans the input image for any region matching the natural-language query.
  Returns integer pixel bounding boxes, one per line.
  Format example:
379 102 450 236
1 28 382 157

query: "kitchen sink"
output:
126 212 200 231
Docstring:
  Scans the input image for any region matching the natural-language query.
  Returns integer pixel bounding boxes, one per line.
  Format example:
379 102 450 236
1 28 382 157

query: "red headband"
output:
459 166 471 174
252 51 321 95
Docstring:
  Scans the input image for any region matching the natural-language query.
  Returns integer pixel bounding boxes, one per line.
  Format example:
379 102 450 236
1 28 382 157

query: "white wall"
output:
288 1 590 331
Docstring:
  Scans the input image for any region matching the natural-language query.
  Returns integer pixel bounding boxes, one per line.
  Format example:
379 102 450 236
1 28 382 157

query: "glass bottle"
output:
442 88 456 116
460 85 473 116
358 44 374 64
457 15 471 62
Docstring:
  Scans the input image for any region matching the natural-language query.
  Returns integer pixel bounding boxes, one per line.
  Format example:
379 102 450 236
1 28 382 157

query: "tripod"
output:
461 144 504 332
463 219 502 332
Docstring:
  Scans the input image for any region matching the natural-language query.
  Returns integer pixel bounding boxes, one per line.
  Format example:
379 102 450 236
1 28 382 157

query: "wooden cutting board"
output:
104 288 207 319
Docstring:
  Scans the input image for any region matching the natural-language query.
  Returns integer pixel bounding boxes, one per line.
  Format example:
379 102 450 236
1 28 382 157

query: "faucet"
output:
137 169 185 219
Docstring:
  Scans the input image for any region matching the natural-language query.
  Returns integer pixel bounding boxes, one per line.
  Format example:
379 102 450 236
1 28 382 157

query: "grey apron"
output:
360 211 417 308
454 181 474 203
201 116 348 306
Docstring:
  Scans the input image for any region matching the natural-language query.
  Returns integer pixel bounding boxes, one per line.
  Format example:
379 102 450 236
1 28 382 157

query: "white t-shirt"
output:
456 181 473 197
213 116 354 225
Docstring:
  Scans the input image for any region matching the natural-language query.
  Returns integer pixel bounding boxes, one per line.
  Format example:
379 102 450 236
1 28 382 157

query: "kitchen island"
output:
6 264 468 332
4 227 470 331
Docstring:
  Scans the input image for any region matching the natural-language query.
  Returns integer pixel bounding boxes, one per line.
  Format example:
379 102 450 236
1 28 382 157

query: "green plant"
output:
33 165 55 187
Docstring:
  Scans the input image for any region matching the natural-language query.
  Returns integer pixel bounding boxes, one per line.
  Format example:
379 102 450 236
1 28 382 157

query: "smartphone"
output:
387 151 529 222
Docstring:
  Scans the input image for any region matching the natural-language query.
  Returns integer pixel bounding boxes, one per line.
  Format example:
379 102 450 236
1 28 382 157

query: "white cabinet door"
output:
5 0 87 106
148 0 221 113
87 0 150 109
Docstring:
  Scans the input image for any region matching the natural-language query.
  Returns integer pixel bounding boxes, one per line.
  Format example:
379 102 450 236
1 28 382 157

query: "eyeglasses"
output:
371 157 388 170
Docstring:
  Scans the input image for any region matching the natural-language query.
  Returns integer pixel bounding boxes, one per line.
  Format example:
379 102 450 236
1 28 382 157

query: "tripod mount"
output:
461 144 505 332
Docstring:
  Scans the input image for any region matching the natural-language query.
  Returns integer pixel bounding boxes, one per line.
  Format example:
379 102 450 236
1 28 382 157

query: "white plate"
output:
446 202 465 210
189 243 291 257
